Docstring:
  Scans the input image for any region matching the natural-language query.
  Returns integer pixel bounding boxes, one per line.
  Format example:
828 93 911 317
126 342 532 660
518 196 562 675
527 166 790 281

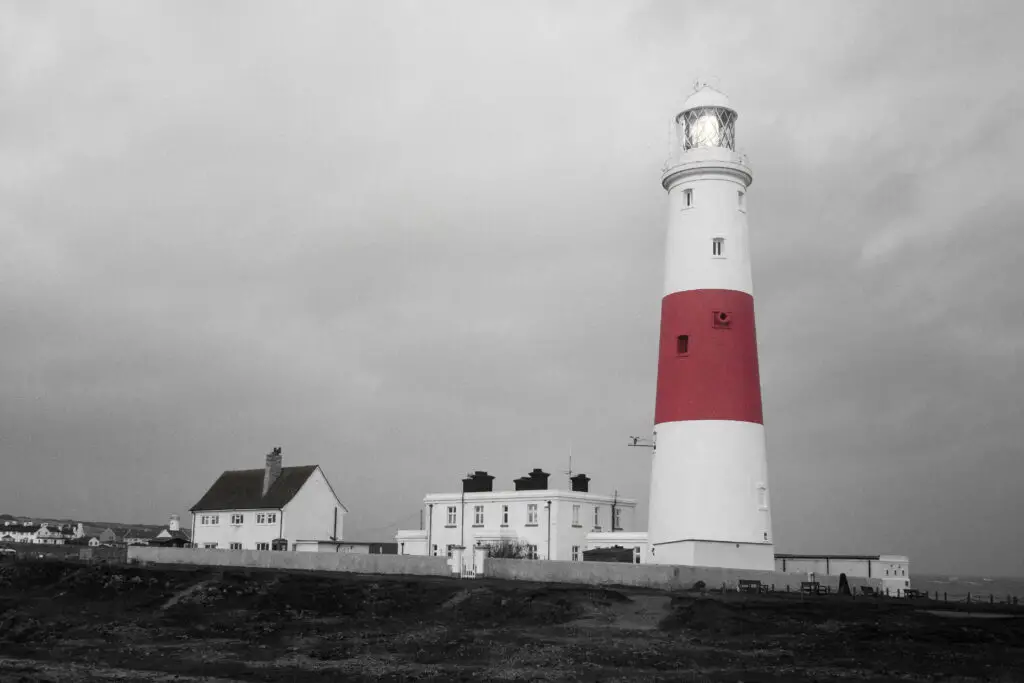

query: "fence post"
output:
990 594 994 604
943 592 947 603
967 592 971 604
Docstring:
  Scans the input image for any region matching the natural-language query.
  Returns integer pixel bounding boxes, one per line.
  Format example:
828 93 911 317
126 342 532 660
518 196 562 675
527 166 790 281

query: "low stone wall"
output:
483 558 883 594
127 546 451 577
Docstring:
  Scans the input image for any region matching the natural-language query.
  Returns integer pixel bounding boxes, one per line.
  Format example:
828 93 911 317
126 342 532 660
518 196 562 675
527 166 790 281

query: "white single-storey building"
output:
396 469 638 562
189 447 348 552
775 553 911 595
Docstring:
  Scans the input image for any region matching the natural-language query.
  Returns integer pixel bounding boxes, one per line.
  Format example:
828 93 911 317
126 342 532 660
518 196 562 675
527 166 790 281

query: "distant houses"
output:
0 521 77 545
0 519 183 548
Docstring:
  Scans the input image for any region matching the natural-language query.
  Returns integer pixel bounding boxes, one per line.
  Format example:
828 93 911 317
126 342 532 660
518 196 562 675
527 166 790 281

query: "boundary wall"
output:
128 546 450 577
483 558 883 593
126 547 884 594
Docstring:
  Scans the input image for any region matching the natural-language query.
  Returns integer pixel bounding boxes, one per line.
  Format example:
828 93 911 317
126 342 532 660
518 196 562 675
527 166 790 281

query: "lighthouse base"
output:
650 539 775 571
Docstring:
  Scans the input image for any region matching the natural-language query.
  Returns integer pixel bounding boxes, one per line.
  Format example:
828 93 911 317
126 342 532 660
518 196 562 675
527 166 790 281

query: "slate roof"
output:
190 465 318 512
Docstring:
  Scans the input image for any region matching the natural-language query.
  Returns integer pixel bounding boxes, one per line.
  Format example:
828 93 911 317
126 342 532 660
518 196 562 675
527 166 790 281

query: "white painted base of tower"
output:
651 539 774 570
647 420 774 571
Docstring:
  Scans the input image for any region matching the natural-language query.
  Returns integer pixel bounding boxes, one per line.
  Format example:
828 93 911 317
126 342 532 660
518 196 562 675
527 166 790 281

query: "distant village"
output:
0 514 190 549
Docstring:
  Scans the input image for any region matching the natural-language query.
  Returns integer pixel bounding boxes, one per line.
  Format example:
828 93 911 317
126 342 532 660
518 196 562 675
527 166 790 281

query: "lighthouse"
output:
646 84 774 570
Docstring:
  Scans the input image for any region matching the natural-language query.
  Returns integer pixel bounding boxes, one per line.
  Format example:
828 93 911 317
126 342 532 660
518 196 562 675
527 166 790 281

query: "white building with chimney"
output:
189 447 348 551
395 469 638 562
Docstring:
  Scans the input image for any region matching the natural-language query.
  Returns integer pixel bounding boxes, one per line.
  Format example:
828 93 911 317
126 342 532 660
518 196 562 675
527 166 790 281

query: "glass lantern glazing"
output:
678 107 737 151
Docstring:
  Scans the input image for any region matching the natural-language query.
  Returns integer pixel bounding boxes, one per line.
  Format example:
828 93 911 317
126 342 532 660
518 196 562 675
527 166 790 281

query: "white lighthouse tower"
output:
646 84 774 570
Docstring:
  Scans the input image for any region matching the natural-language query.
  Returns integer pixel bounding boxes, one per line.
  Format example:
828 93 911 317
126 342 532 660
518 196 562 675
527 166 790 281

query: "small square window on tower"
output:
712 237 724 256
684 188 693 207
676 334 689 355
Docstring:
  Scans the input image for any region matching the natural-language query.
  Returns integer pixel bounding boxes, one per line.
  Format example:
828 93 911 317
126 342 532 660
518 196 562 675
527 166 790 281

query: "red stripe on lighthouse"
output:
654 289 764 425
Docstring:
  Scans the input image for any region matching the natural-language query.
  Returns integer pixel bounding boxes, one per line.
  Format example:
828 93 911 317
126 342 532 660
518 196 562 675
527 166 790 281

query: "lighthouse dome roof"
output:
682 84 732 112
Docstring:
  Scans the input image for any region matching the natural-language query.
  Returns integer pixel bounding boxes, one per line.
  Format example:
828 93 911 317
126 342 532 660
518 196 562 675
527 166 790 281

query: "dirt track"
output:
1 560 1023 681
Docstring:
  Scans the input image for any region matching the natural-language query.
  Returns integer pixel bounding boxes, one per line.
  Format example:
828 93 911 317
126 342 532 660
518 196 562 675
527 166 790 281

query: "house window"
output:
446 506 457 526
256 513 266 524
501 505 509 526
572 504 580 527
593 506 600 529
230 514 243 525
446 544 456 559
712 237 724 257
684 188 693 207
203 543 218 549
266 512 277 524
256 542 269 551
473 505 484 526
527 504 538 525
200 515 219 526
572 545 580 561
432 544 438 556
527 544 538 560
614 507 622 531
676 335 689 355
229 542 242 550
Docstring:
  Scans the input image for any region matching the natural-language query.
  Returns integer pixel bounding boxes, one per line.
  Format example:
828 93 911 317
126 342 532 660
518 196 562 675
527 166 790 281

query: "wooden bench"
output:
738 579 765 594
903 589 926 599
801 581 827 595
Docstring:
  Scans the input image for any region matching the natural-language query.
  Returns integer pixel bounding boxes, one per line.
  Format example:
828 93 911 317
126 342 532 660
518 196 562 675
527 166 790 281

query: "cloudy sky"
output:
2 0 1022 577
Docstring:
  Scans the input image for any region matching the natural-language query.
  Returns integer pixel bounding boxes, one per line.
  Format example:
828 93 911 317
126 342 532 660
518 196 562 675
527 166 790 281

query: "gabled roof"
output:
190 465 318 512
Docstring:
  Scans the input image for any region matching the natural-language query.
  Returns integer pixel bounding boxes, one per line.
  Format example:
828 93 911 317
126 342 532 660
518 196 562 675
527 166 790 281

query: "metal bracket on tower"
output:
627 436 655 449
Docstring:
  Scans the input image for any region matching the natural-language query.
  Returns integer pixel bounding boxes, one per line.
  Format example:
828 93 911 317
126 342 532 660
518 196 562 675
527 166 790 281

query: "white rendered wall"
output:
648 421 772 568
191 509 284 549
281 467 346 544
400 491 637 561
395 530 428 556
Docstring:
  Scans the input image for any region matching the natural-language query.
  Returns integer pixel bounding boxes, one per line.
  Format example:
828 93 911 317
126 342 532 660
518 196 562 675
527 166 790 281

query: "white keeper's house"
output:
395 469 640 562
189 447 348 551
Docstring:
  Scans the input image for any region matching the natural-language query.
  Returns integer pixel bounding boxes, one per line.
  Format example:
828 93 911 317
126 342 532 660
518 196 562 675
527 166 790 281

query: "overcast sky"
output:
2 0 1022 577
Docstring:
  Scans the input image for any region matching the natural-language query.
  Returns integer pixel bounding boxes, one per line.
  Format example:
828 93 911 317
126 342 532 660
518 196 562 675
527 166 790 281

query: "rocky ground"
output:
1 559 1023 682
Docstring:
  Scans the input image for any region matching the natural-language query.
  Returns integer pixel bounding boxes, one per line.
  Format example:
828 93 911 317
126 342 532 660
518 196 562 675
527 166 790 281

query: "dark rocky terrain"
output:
1 559 1022 681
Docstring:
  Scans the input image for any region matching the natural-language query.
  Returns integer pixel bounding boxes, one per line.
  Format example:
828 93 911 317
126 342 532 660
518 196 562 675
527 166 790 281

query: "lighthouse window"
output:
712 237 724 256
684 188 693 207
738 190 746 210
676 335 689 355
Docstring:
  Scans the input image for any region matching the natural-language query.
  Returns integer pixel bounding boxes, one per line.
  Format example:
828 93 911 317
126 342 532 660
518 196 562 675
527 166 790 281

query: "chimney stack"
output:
462 471 495 493
263 447 283 496
513 468 550 491
570 473 591 493
168 514 180 532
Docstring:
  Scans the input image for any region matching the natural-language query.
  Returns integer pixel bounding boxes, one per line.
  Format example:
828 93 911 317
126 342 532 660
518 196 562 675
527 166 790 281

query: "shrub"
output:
485 541 533 559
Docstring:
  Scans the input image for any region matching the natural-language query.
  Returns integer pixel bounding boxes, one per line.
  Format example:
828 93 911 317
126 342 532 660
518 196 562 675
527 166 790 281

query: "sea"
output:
912 574 1024 603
